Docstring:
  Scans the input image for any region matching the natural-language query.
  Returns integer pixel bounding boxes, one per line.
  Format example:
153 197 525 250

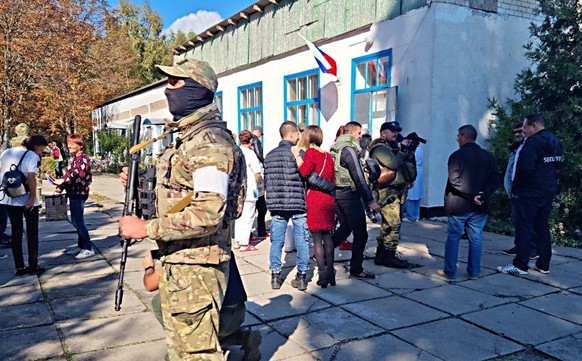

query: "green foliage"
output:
96 129 129 163
40 156 56 179
487 0 582 246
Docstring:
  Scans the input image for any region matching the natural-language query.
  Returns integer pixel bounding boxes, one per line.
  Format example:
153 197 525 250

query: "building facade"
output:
95 0 539 210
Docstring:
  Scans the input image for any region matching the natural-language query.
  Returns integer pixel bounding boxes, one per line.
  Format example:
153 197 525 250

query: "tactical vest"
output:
330 134 362 190
369 139 415 187
151 111 246 262
155 118 245 222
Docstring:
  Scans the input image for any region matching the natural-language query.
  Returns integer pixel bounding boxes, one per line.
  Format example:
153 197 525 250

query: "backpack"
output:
1 150 30 198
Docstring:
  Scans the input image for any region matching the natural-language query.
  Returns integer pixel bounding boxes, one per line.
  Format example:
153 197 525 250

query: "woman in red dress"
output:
296 126 336 288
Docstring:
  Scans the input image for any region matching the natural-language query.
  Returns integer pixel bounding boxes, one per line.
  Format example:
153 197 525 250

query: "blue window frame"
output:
350 50 396 138
214 91 223 117
238 82 263 134
283 69 320 126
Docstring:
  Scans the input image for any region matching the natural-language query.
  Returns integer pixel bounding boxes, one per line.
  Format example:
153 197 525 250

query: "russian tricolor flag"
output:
299 34 337 77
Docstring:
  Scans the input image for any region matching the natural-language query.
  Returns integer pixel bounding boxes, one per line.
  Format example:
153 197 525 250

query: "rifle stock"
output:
115 115 141 311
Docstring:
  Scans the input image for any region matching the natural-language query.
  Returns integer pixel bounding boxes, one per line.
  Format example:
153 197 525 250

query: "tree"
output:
488 0 582 244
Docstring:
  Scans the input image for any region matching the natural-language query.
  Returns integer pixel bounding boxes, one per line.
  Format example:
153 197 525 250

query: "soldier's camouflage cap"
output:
156 59 218 93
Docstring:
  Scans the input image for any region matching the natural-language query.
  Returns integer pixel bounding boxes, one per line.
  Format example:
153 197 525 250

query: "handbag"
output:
306 152 334 196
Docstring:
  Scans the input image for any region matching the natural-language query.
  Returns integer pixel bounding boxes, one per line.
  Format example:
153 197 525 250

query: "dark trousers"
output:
256 195 267 236
0 204 8 235
512 197 553 271
6 205 40 269
332 196 368 275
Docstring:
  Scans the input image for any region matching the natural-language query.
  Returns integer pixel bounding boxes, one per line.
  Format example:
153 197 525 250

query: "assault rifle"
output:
115 115 141 311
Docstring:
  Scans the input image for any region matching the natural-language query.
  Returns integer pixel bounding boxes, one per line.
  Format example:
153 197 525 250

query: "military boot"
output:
271 272 283 290
384 249 409 269
241 328 262 361
290 272 308 291
374 243 386 265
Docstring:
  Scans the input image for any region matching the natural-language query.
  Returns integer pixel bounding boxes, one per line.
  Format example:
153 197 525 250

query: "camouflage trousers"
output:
159 262 229 361
375 187 407 251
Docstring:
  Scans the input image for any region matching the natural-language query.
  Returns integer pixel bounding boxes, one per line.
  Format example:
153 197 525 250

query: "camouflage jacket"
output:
146 104 246 265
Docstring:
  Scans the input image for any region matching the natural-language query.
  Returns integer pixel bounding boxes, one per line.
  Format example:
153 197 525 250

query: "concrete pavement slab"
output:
570 286 582 295
461 303 582 345
42 274 117 300
51 291 146 321
519 291 582 325
522 267 582 292
313 333 441 361
365 269 447 294
242 312 262 327
269 307 383 352
73 339 168 361
0 269 39 288
342 295 448 330
0 324 63 360
0 281 43 306
459 273 560 301
306 277 392 306
246 289 332 321
536 331 582 361
405 283 508 315
553 245 582 259
39 258 116 282
60 312 165 354
251 324 311 361
393 318 523 361
0 301 53 331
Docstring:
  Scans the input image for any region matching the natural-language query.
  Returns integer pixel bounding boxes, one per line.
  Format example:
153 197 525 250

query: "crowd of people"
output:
0 125 95 275
0 54 562 361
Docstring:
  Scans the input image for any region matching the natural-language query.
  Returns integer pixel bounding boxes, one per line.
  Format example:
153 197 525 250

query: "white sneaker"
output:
528 261 550 274
64 247 81 255
497 264 528 275
75 249 95 259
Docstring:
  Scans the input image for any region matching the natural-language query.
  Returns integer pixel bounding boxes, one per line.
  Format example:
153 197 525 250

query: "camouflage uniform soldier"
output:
119 59 246 361
369 122 416 268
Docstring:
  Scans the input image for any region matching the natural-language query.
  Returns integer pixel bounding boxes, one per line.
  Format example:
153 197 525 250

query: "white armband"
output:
193 166 229 197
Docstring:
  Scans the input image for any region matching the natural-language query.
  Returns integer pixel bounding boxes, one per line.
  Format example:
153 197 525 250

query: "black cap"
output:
406 132 427 144
380 121 402 133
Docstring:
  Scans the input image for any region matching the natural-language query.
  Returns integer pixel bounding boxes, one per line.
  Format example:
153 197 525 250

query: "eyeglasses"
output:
513 130 524 134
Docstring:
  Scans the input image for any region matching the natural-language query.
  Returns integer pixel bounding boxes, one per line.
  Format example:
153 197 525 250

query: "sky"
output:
107 1 256 35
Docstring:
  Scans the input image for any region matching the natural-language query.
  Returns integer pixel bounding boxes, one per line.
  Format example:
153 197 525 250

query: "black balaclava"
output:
165 78 215 121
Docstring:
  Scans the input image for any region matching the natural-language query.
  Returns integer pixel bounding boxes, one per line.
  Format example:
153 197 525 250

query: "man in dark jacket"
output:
498 114 562 276
440 125 500 280
264 121 309 290
330 121 381 279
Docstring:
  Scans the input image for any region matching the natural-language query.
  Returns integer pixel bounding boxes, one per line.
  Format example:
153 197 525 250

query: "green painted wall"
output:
177 0 428 73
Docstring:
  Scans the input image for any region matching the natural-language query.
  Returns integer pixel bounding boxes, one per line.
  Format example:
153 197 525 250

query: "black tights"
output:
312 230 334 274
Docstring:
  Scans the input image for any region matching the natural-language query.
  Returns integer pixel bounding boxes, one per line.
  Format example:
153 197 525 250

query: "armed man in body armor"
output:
369 121 417 268
119 59 248 361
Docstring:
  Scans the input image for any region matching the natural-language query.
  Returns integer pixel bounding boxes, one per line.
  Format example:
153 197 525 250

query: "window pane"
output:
241 90 247 108
308 74 318 99
256 110 262 128
248 88 255 107
298 104 307 125
288 79 297 101
255 87 262 106
366 60 375 87
241 112 247 132
308 103 319 125
353 92 371 125
298 77 307 100
248 112 255 130
287 106 296 122
356 61 366 90
378 56 389 85
214 95 223 114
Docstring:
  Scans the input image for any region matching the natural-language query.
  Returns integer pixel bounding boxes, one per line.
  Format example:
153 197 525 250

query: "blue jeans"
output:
405 199 420 221
269 213 309 273
444 212 488 278
70 199 92 251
